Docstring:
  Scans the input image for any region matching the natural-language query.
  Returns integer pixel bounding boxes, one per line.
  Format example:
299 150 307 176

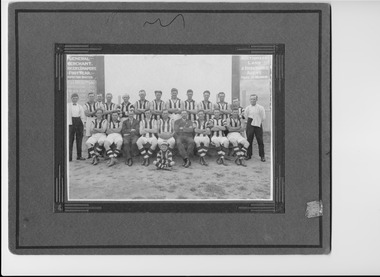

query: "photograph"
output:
66 54 273 201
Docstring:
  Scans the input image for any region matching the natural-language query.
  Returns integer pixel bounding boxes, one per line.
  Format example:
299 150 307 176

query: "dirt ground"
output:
68 133 272 200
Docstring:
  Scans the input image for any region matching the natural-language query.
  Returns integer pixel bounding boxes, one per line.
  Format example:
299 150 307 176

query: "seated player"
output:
174 110 195 168
157 109 176 150
121 110 140 166
104 112 123 167
209 109 229 166
85 108 108 165
193 110 211 166
153 142 175 171
136 110 158 166
227 109 249 167
231 97 246 138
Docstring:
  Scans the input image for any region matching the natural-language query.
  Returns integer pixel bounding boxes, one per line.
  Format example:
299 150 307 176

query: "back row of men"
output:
68 88 267 168
82 88 244 126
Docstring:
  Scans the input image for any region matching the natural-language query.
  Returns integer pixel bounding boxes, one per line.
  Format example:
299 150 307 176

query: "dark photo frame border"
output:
9 3 330 253
55 44 285 213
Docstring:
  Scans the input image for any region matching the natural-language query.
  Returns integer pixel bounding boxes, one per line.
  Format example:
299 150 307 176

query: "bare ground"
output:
69 133 271 200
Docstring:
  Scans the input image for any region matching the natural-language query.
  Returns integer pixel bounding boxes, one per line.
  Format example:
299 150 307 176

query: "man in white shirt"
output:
68 93 86 161
244 94 266 162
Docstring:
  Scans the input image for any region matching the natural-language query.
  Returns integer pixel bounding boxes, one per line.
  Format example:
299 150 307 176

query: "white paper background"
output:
2 0 380 275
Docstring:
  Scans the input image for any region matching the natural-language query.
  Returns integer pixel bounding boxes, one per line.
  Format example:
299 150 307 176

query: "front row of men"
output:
84 107 250 168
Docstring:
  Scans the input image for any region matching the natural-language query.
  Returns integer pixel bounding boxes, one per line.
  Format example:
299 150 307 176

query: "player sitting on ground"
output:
85 108 108 165
136 109 158 166
209 108 229 166
104 112 123 167
227 108 249 167
153 142 175 170
193 110 211 166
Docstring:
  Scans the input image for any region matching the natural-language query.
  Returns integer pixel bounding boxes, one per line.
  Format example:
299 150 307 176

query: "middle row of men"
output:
86 107 249 169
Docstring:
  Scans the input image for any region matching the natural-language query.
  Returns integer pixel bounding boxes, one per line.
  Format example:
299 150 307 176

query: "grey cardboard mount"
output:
8 2 331 254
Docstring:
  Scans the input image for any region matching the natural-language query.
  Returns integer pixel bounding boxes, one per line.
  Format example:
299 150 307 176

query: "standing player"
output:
104 112 123 167
119 93 134 122
136 110 158 166
231 97 245 119
244 94 266 162
183 89 197 121
85 108 108 165
103 93 120 122
214 92 232 121
227 109 249 167
198 90 213 121
84 92 97 137
174 110 195 168
95 93 104 110
121 110 140 166
157 109 176 150
150 90 165 120
209 109 229 166
68 93 86 161
134 90 150 122
166 88 182 121
193 110 211 166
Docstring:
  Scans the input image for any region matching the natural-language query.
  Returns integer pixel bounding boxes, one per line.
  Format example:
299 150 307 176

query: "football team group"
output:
68 88 266 170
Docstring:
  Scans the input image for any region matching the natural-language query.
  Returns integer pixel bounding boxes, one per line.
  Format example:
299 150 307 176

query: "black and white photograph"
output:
67 54 273 201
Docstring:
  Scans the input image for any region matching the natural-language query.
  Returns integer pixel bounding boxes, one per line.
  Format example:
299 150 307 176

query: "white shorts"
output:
158 137 176 148
105 133 123 145
194 136 210 147
137 136 158 149
86 133 107 146
211 136 229 147
85 117 95 137
227 132 249 147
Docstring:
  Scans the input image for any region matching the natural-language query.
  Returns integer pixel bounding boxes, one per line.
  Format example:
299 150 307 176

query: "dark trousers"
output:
176 135 195 159
123 135 139 160
246 118 265 158
69 117 84 160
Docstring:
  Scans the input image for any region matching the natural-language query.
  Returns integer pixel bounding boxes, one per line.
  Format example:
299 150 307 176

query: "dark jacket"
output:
121 118 140 137
174 118 194 137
